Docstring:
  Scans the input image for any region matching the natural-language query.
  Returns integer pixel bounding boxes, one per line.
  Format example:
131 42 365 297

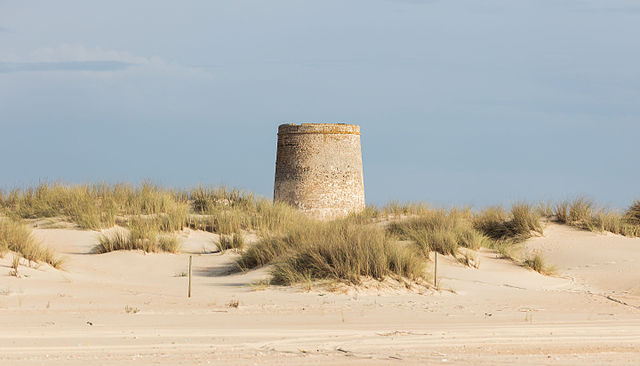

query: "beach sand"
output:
1 223 639 365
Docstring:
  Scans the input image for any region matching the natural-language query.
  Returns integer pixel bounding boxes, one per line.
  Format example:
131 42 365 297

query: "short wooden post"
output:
188 256 193 298
434 252 438 288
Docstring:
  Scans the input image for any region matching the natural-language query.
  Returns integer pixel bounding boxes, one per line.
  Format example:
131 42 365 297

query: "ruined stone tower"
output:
273 123 365 220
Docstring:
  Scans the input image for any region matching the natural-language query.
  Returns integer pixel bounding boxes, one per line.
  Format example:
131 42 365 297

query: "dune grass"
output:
523 252 554 275
0 183 307 236
552 198 640 237
237 221 426 285
386 203 542 259
4 182 640 285
387 208 487 256
218 233 245 252
0 218 63 268
187 197 307 236
0 182 188 230
625 201 640 225
95 225 180 254
9 255 20 276
473 203 543 243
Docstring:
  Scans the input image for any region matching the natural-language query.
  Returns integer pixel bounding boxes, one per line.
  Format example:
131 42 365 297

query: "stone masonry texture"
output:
273 123 365 220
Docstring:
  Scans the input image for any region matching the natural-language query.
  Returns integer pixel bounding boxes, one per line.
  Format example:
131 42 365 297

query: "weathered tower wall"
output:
273 123 365 220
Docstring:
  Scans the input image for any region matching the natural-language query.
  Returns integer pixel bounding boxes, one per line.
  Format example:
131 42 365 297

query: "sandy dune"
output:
1 223 639 365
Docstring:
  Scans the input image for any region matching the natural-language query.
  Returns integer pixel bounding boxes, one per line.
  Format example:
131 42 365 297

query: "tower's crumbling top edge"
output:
278 123 360 135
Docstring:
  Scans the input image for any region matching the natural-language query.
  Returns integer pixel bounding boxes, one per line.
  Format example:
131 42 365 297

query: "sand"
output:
1 223 639 365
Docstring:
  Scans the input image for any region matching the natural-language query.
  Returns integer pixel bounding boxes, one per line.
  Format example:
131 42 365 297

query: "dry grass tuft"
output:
493 241 517 261
553 198 640 237
95 226 180 254
554 198 593 226
9 255 20 277
523 252 554 275
624 201 640 225
218 233 245 252
0 218 63 268
473 203 542 243
238 221 426 285
387 209 486 256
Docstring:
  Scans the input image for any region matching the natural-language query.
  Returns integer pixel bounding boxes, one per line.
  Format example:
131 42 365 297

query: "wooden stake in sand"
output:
434 252 438 289
188 256 193 298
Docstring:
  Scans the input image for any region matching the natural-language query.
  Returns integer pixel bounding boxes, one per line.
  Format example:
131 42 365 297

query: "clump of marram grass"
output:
624 201 640 225
96 229 130 252
0 218 63 268
387 209 487 256
523 252 554 275
95 225 180 254
218 233 245 252
237 221 426 285
554 197 593 226
9 255 20 277
493 241 517 261
473 203 543 243
236 235 294 270
552 198 640 237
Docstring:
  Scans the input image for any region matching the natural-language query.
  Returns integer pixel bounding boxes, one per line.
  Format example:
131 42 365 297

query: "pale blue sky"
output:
1 1 639 208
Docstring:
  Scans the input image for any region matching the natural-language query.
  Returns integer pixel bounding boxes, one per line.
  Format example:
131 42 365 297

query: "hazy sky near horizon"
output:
1 0 639 208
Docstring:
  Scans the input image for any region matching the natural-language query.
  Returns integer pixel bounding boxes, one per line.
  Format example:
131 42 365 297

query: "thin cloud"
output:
0 44 210 77
0 60 133 74
0 26 9 32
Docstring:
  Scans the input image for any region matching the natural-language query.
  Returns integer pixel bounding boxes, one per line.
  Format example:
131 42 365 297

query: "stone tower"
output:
273 123 365 220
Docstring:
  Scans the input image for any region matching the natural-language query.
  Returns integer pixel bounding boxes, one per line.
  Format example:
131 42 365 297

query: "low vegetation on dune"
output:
218 233 245 253
626 201 640 225
387 208 486 256
0 218 63 268
473 203 543 243
95 224 180 254
523 252 555 275
0 182 188 230
237 221 426 285
0 183 305 254
553 198 640 237
0 183 306 235
386 203 543 259
2 182 640 284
